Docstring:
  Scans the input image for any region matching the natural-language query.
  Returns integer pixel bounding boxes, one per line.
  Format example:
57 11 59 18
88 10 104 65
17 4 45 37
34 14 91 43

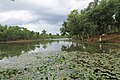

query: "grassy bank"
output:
0 40 43 44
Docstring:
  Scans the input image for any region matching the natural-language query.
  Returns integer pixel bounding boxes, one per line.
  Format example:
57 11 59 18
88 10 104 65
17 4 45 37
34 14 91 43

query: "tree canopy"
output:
60 0 120 39
0 24 66 41
0 25 40 41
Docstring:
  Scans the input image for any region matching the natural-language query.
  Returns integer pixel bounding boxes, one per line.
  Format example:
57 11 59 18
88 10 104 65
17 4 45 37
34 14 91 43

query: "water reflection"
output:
0 40 119 60
0 43 35 59
43 45 47 49
61 42 120 54
0 40 72 59
0 41 52 59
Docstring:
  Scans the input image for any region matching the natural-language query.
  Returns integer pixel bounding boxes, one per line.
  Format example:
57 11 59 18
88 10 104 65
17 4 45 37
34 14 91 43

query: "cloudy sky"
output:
0 0 93 34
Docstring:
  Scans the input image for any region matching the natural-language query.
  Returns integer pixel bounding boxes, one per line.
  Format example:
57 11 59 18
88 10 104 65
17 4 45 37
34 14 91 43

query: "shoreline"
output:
0 34 120 44
0 39 43 44
0 38 70 44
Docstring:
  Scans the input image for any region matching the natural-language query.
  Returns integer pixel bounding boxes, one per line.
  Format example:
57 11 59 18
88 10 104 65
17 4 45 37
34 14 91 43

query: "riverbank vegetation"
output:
0 24 66 42
60 0 120 41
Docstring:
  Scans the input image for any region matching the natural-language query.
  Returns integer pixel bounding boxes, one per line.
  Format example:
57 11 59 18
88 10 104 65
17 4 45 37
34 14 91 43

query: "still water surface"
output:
0 40 119 60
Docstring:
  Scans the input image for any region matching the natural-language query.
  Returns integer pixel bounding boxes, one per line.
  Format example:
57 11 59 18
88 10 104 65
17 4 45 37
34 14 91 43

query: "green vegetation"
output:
60 0 120 40
0 50 119 80
0 0 120 79
0 40 119 80
0 24 66 41
0 24 40 41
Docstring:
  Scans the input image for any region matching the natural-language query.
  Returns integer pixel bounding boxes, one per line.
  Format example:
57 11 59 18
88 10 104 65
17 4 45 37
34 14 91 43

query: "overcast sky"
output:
0 0 93 34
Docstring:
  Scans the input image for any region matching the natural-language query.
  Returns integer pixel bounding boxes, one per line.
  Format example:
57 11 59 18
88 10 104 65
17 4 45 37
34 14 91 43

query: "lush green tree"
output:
0 25 42 41
41 29 47 35
114 0 120 33
60 0 120 40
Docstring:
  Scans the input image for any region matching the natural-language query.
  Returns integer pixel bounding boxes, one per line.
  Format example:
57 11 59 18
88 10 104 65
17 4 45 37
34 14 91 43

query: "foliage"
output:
0 25 66 41
0 25 40 41
0 49 119 79
60 0 120 39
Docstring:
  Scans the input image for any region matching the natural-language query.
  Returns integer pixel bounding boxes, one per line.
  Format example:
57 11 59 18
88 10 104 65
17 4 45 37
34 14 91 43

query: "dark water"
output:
0 40 119 60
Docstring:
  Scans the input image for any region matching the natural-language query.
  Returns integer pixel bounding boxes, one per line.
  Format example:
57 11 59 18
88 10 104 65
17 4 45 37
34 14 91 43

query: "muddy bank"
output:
87 34 120 43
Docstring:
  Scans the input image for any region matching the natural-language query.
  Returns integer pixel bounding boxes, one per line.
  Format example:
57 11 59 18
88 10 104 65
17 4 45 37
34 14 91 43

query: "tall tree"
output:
42 29 47 35
60 0 120 39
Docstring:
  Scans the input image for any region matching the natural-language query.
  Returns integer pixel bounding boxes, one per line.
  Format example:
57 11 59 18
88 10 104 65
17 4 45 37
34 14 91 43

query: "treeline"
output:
60 0 120 40
0 24 64 41
0 24 40 41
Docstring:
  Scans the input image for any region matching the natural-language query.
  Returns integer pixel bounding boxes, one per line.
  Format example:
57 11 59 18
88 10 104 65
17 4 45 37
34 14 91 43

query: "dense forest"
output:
60 0 120 40
0 24 62 41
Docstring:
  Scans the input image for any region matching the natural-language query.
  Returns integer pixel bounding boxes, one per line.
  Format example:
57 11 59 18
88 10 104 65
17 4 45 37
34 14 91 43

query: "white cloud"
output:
0 0 93 33
70 0 93 10
22 20 62 34
0 10 39 25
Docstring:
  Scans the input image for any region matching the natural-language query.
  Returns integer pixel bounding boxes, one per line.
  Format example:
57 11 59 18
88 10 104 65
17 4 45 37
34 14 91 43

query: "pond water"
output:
0 40 72 59
0 40 120 79
0 40 119 60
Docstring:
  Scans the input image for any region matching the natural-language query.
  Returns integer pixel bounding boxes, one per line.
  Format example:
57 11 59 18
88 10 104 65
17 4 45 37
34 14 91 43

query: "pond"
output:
0 39 120 80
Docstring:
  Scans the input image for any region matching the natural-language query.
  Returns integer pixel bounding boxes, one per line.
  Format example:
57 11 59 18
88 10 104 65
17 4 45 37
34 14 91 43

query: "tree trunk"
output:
99 36 102 42
81 36 83 41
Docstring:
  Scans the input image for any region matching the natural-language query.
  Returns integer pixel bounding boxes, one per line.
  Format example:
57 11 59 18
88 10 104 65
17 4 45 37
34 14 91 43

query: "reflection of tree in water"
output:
0 40 53 59
57 40 59 43
0 43 36 59
61 43 119 54
42 45 47 49
36 45 40 48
